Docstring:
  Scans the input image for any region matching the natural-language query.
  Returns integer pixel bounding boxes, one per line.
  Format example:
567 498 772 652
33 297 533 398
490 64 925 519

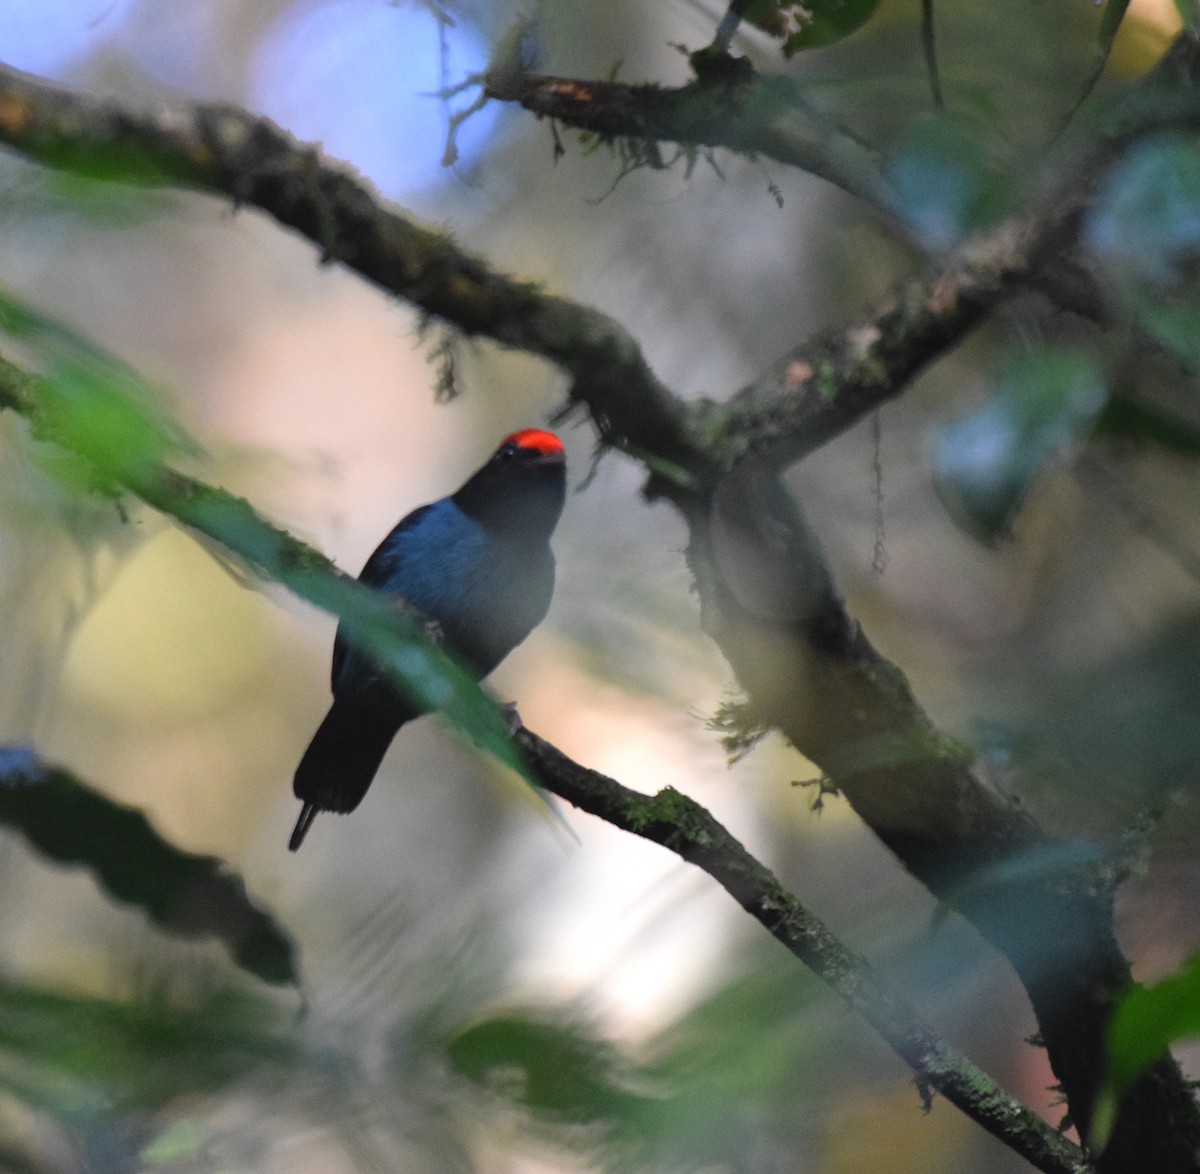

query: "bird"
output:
289 428 566 851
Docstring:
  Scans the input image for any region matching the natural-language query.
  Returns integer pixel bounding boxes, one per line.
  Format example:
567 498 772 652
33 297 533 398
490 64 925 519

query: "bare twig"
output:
921 0 945 111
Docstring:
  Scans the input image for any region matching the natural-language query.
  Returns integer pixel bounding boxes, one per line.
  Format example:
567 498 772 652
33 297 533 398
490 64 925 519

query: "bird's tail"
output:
290 699 401 851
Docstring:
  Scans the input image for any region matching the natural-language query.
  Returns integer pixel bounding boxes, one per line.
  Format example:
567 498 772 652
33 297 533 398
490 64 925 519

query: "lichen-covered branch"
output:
0 58 1106 489
0 62 705 479
516 727 1094 1174
705 221 1036 469
483 61 895 208
705 29 1200 471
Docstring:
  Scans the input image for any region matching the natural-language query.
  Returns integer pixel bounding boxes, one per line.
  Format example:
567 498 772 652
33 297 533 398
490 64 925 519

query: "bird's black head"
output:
453 429 567 540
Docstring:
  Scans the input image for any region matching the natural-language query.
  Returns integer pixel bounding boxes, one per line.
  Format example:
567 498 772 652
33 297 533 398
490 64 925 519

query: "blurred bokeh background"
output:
0 0 1198 1170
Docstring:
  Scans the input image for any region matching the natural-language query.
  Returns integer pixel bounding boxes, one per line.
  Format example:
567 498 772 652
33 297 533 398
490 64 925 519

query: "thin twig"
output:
921 0 945 111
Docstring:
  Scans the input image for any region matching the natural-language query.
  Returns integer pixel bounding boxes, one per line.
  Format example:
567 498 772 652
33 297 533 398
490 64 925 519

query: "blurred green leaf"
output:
932 347 1107 542
447 951 832 1170
37 359 187 485
43 169 175 225
0 977 294 1126
1174 0 1199 29
0 286 193 489
885 117 1011 248
735 0 883 53
1098 0 1131 51
1094 951 1200 1150
448 1015 650 1127
23 132 187 189
0 159 174 232
1123 295 1200 375
1087 135 1200 373
626 951 831 1170
1088 135 1200 289
1096 395 1200 458
141 1118 209 1164
0 748 297 986
783 0 884 52
1059 0 1130 125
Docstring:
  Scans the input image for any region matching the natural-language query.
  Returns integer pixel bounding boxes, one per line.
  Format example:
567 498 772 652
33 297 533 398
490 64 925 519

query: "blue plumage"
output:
290 430 566 850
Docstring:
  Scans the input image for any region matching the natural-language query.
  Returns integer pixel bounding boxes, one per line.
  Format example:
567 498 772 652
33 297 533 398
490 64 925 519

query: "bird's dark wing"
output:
330 502 434 689
357 503 434 588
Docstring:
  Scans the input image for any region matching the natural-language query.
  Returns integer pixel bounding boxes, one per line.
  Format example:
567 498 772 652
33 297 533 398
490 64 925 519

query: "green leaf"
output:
0 287 193 487
1 165 174 231
1088 135 1200 288
0 748 297 986
782 0 884 53
1086 134 1200 373
885 117 1011 247
1098 0 1131 52
932 347 1107 543
1095 951 1200 1149
447 951 830 1170
737 0 883 53
37 359 187 484
1095 395 1200 458
447 1014 650 1126
0 977 294 1126
1174 0 1199 30
1123 294 1200 375
141 1119 209 1164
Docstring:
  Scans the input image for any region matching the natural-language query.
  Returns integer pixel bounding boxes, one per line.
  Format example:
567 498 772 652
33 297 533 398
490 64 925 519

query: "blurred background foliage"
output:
0 0 1197 1171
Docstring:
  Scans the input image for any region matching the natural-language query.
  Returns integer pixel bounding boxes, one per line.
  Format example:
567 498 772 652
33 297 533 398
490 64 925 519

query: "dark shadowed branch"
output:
674 461 1200 1171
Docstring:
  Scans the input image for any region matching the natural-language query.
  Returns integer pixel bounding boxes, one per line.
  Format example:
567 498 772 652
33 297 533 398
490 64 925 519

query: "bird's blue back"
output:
332 496 555 704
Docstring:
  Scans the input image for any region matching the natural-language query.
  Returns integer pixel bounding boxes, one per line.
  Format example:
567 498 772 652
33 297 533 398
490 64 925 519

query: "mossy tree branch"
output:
482 61 895 207
515 727 1094 1174
0 62 706 481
